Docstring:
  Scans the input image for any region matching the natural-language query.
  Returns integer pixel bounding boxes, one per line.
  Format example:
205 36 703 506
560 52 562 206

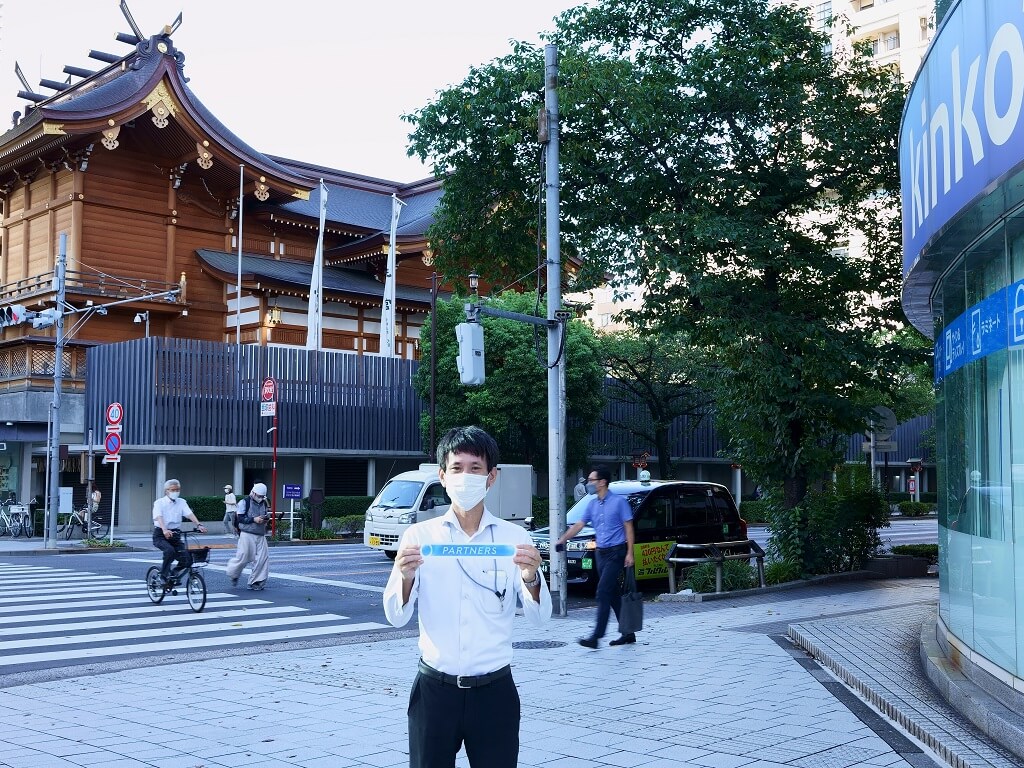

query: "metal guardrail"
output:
665 539 766 594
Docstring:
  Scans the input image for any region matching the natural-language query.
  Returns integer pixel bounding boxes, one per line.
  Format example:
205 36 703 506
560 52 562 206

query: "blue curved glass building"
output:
901 0 1024 697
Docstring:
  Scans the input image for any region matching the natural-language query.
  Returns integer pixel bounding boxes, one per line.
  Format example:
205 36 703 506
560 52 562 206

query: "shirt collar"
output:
441 506 497 536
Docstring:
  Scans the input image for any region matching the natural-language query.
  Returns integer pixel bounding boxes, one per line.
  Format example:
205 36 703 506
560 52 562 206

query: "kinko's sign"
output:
901 2 1024 272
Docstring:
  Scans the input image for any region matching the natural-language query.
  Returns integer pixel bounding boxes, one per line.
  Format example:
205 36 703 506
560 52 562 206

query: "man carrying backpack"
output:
225 482 271 590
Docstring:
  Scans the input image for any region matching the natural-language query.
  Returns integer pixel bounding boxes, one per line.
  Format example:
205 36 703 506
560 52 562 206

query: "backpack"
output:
233 497 246 534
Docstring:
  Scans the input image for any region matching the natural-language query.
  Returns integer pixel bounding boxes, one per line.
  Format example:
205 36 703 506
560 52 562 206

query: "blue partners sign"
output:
283 484 302 499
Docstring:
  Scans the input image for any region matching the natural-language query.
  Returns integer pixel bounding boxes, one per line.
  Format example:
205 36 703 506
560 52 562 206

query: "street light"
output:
133 311 150 338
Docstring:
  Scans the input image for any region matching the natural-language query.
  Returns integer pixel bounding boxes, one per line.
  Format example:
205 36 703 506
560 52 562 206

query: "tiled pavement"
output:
0 576 1020 767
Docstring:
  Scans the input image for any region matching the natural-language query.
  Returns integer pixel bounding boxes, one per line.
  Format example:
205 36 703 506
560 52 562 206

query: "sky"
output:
0 0 584 182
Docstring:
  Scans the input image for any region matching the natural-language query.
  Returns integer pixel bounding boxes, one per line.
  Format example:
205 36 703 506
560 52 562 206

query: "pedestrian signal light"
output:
455 322 485 385
0 304 29 328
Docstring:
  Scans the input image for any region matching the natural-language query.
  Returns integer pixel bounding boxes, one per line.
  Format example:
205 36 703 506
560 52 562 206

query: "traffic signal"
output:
31 308 60 330
455 322 485 385
0 304 29 328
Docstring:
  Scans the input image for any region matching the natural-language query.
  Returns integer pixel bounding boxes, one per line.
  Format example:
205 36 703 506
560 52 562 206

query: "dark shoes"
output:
248 581 265 591
578 637 599 649
609 634 637 646
230 577 238 587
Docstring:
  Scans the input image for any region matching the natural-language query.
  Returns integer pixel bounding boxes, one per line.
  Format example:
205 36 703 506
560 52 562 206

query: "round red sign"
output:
105 402 124 425
261 378 276 402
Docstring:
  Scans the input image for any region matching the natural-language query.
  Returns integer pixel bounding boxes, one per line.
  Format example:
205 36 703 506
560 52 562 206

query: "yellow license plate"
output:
369 535 381 547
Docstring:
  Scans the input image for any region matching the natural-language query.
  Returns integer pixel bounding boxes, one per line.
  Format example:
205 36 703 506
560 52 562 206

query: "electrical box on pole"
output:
455 322 485 385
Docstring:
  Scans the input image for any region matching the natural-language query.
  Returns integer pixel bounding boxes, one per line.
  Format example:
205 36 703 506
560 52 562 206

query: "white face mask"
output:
167 491 180 500
443 472 489 511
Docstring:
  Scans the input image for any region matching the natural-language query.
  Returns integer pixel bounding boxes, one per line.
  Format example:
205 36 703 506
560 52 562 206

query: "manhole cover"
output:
512 640 566 650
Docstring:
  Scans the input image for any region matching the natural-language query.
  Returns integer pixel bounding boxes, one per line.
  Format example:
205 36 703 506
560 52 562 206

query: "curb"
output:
656 570 882 602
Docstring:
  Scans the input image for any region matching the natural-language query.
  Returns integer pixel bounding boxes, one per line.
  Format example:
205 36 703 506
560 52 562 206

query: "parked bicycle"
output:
57 506 109 540
0 494 33 538
146 528 209 612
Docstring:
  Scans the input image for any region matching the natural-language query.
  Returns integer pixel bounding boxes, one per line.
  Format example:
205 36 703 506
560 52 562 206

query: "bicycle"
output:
57 506 109 540
0 495 32 538
146 528 209 612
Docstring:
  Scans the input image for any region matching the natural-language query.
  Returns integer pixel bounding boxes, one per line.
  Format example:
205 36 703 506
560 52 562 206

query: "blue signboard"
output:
901 2 1024 272
935 279 1024 382
283 484 302 499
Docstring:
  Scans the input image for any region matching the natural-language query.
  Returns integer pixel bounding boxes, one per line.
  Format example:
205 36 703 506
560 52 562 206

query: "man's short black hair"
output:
592 464 613 484
436 425 500 471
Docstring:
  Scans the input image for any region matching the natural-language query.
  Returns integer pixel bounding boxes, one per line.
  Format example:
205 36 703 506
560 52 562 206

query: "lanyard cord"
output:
452 526 506 602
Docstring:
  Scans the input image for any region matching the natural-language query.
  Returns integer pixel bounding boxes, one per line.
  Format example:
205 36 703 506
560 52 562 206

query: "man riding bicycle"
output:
152 479 206 584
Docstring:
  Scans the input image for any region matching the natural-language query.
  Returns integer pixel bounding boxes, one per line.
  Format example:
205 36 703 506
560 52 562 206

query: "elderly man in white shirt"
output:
384 426 551 768
152 478 205 583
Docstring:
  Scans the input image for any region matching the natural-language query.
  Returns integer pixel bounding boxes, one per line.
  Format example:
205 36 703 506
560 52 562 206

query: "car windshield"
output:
370 480 423 510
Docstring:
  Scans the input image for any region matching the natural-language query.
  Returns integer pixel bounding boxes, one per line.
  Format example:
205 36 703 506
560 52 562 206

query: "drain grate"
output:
512 640 567 650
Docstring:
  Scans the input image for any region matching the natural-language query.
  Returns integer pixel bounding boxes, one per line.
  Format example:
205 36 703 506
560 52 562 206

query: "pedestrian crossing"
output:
0 562 389 672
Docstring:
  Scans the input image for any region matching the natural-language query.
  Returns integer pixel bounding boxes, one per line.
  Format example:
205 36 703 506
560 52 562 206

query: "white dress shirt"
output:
152 496 193 529
383 507 552 676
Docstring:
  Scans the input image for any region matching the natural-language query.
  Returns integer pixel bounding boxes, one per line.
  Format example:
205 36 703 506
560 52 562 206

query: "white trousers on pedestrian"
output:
226 531 269 585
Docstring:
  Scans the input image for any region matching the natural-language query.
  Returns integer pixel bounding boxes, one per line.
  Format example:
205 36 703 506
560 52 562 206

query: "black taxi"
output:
533 480 748 588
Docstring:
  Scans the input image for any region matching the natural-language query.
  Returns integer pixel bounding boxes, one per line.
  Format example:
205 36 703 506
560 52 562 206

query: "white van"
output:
364 463 534 558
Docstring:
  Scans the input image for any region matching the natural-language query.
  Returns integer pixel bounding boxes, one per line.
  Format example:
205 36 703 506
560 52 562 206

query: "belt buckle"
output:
456 675 471 689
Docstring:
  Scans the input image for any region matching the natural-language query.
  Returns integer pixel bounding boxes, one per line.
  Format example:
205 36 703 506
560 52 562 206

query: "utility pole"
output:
45 233 67 548
544 44 568 617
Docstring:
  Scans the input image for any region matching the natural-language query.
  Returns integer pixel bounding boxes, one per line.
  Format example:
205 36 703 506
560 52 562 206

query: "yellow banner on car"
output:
633 541 674 579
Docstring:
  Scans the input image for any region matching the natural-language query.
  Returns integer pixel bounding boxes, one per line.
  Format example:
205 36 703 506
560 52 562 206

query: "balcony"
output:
0 338 91 393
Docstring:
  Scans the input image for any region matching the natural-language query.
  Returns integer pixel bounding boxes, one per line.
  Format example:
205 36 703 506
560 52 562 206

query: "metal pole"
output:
430 272 438 453
46 233 68 547
108 460 117 545
271 411 278 536
544 44 568 617
85 427 94 534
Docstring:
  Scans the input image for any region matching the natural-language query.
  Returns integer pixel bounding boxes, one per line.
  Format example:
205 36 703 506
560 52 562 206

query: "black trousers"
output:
592 543 627 640
152 528 188 579
407 670 520 768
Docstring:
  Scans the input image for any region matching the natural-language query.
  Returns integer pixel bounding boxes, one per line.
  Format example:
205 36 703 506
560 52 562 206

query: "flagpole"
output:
382 193 406 357
236 163 244 348
306 179 328 350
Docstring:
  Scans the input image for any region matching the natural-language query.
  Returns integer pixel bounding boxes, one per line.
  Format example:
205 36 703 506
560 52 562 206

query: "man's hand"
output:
196 524 206 533
162 529 174 540
513 543 542 581
396 545 423 582
624 551 635 568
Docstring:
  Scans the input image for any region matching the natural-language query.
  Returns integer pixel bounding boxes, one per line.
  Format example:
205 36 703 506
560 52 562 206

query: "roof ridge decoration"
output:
141 80 179 129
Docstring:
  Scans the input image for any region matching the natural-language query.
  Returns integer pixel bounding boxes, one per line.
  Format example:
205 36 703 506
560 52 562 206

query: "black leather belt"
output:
418 660 511 689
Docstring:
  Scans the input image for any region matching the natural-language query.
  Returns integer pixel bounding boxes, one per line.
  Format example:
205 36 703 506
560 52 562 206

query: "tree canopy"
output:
406 0 919 506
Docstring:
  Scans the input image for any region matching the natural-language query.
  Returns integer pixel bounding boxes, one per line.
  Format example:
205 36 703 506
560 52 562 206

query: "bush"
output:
303 496 374 517
185 496 228 522
887 492 911 504
683 560 756 593
897 501 933 517
531 497 549 528
891 544 938 564
299 528 337 540
764 559 802 585
738 500 773 524
766 465 889 576
321 515 365 536
920 492 936 503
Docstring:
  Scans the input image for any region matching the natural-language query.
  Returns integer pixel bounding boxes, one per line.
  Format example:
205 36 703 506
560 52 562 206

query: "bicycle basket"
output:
188 546 211 564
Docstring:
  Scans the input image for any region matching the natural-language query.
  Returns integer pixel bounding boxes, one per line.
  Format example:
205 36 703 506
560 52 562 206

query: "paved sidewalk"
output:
0 575 1019 768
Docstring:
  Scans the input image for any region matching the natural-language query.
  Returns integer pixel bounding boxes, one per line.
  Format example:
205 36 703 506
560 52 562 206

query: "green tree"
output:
406 0 914 508
598 329 712 478
413 293 605 470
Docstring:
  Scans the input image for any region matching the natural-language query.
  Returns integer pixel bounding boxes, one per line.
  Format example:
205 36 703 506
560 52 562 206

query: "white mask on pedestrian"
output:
443 472 489 510
167 491 180 500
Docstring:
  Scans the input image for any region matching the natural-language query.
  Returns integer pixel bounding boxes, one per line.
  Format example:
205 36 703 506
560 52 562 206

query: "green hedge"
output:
891 543 938 564
683 560 756 592
897 501 934 517
738 500 773 524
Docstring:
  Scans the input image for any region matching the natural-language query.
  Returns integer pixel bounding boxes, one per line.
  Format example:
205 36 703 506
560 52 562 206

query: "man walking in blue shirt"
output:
556 464 636 648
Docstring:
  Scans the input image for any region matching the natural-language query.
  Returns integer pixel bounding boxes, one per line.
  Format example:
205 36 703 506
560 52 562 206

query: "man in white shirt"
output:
384 426 551 768
152 479 205 583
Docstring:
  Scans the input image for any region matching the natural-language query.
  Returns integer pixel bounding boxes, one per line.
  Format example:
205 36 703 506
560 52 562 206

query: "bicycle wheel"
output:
146 567 166 604
63 517 76 540
21 513 33 538
7 515 20 538
186 570 206 612
91 519 109 539
0 515 7 537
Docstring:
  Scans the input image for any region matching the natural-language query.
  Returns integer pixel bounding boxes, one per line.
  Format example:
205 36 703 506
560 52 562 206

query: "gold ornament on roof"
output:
197 141 213 170
254 180 270 202
142 82 179 129
102 124 121 150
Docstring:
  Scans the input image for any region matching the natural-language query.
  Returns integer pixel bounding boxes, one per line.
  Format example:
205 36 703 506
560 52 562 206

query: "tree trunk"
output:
783 474 808 510
655 426 672 478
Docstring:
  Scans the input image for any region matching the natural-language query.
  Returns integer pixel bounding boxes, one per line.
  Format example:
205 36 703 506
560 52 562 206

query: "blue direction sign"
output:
283 484 302 499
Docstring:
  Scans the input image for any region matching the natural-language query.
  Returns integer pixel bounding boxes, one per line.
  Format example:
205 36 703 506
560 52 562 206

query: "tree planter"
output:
864 555 930 578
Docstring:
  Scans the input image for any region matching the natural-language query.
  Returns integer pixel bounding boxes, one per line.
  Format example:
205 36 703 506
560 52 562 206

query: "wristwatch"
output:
523 570 542 588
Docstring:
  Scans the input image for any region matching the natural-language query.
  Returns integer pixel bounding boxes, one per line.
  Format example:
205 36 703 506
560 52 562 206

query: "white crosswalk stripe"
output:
0 562 388 671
